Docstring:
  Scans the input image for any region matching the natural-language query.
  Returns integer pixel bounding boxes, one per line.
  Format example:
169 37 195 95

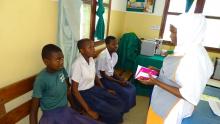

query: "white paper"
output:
135 65 142 78
208 100 220 116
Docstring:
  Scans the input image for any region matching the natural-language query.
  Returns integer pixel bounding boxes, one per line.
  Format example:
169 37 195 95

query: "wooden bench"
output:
0 75 36 123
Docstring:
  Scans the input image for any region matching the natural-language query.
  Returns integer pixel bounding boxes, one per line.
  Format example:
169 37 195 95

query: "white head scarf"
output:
173 13 214 105
173 13 206 55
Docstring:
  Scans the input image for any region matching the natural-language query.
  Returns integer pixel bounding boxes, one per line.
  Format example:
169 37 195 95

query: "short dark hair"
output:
105 36 116 44
41 44 62 59
77 38 91 49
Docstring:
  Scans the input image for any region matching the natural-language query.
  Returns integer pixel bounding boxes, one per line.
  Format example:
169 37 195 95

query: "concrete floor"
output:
122 96 150 124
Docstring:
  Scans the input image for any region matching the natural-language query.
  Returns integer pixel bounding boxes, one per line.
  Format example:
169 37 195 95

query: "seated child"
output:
96 36 136 112
71 39 125 124
29 44 101 124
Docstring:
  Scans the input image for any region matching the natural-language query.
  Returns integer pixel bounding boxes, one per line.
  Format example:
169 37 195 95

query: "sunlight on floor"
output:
123 96 150 124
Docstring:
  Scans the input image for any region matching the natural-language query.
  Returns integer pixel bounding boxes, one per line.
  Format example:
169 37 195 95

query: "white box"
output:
140 40 157 56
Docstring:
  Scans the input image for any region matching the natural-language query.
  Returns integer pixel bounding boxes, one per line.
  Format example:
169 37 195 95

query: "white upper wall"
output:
111 0 127 11
153 0 166 16
111 0 166 16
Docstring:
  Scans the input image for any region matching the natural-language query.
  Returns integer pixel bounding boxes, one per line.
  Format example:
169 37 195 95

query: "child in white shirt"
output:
71 38 125 124
96 36 136 112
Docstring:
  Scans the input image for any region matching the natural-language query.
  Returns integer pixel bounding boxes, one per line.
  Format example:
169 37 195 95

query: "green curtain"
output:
95 0 105 40
185 0 194 12
116 32 141 71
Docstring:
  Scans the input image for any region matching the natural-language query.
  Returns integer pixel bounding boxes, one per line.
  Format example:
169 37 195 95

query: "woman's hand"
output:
148 66 156 70
138 74 183 98
148 66 160 73
137 75 158 85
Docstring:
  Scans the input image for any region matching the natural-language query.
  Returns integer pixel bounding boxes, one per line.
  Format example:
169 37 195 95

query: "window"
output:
160 0 220 48
81 3 91 39
80 0 112 41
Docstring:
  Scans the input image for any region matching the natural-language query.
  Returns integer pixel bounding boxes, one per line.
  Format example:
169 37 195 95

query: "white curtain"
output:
57 0 82 75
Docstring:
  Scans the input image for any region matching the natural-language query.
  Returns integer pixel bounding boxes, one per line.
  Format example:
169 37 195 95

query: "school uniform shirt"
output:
96 48 118 78
71 53 96 91
32 68 68 111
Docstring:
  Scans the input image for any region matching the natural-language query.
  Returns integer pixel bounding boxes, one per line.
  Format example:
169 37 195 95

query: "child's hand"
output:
87 109 99 120
119 80 128 87
119 76 125 81
107 89 116 95
137 75 158 85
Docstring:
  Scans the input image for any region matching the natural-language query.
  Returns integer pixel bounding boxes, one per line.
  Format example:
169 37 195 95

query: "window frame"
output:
160 0 220 52
82 0 112 43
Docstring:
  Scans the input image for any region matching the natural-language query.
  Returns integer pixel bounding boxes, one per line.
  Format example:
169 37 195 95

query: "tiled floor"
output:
123 96 150 124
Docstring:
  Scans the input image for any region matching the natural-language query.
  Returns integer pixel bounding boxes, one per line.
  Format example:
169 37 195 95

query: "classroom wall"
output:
123 13 162 39
123 0 165 39
109 0 165 39
108 10 126 38
0 0 57 87
108 0 126 38
109 0 220 59
0 0 58 123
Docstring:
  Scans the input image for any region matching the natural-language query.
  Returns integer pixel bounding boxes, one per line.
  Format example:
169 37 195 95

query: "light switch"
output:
151 25 160 30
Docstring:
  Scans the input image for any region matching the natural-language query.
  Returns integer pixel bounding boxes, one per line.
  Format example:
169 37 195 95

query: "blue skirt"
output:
39 106 102 124
79 86 125 124
101 78 136 112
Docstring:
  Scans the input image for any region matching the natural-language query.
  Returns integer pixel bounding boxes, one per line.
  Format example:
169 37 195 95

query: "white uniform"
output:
96 48 118 78
164 13 214 124
71 53 96 91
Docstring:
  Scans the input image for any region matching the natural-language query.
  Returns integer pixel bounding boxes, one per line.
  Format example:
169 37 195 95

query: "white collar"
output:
79 53 93 65
104 48 116 60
